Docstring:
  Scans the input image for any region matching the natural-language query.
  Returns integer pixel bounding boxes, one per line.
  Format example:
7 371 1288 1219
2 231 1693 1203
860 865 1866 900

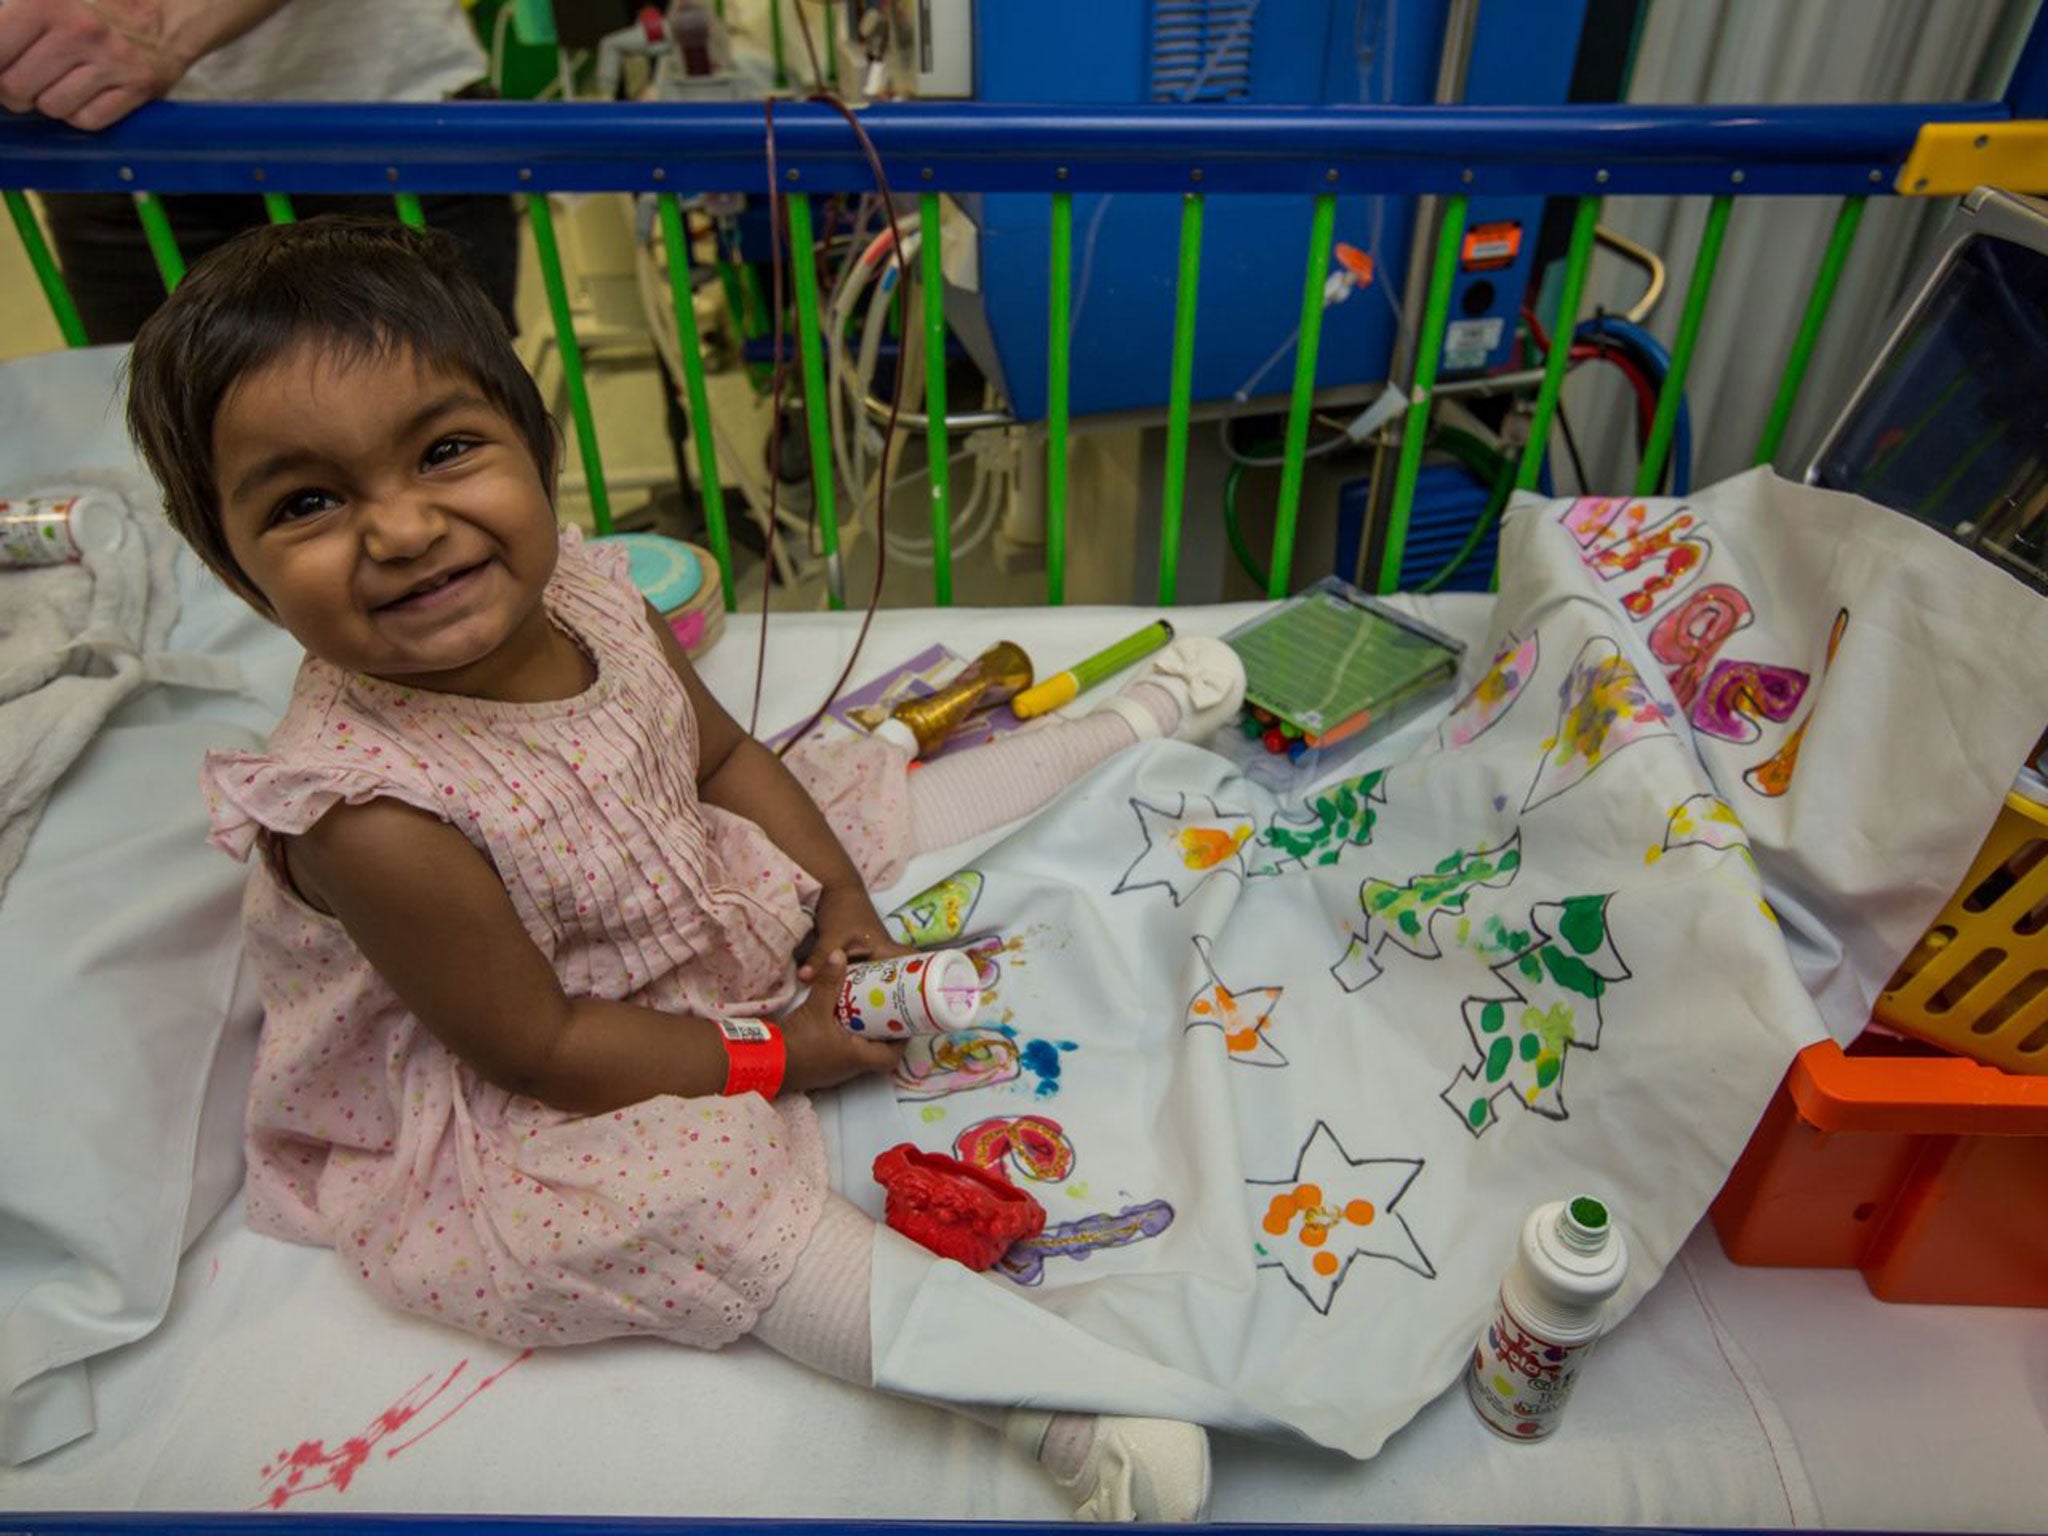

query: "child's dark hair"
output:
126 216 555 598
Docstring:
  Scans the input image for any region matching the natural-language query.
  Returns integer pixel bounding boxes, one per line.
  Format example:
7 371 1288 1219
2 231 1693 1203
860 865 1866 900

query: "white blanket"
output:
0 472 183 903
838 471 2048 1457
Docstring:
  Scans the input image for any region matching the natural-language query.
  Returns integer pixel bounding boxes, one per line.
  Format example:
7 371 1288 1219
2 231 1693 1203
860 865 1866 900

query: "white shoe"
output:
1093 636 1247 745
1006 1409 1213 1522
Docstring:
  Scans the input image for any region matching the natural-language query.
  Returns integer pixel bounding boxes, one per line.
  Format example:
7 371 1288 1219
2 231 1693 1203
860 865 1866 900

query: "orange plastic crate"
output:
1711 1034 2048 1306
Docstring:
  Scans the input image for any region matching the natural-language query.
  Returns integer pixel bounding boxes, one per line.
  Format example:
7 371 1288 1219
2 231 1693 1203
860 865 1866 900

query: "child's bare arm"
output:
286 798 899 1113
645 608 904 970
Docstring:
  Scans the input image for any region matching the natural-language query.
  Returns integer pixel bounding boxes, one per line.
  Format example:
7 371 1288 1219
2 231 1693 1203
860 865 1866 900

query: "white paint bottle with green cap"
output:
1467 1194 1629 1441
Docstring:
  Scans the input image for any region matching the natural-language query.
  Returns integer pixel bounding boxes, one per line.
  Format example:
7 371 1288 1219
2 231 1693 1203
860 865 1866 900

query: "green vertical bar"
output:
526 194 612 534
1637 195 1732 496
393 193 426 229
713 252 746 331
133 193 186 293
1158 192 1205 605
262 192 296 225
1515 196 1601 493
1271 193 1340 599
1046 191 1073 606
1754 195 1866 467
1379 195 1470 594
657 192 735 612
4 189 87 347
785 194 843 609
769 0 788 88
919 192 955 606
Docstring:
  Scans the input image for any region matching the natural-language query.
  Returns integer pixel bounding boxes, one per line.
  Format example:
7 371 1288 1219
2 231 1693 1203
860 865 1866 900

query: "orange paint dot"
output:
1262 1211 1292 1237
1192 998 1213 1016
1292 1184 1323 1211
1345 1200 1377 1226
1299 1223 1328 1248
1312 1252 1339 1277
1225 1028 1259 1054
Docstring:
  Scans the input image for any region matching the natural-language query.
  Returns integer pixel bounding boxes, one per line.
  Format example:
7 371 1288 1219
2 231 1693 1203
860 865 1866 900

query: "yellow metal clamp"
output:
1896 121 2048 195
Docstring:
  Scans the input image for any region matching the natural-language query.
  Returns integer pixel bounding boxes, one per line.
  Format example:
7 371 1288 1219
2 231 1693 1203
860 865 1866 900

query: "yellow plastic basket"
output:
1878 790 2048 1074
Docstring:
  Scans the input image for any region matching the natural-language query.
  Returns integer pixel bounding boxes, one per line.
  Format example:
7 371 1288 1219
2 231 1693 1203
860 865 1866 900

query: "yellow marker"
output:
1011 619 1174 720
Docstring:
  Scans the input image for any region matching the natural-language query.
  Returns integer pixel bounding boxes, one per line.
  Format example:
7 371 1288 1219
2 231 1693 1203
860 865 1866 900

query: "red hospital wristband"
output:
716 1016 786 1099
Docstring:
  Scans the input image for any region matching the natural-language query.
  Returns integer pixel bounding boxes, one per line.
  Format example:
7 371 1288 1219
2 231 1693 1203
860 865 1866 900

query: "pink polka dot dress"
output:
202 532 911 1350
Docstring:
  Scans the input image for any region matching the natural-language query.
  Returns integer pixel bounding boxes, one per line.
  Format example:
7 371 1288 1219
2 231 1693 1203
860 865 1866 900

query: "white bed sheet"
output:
3 595 2044 1527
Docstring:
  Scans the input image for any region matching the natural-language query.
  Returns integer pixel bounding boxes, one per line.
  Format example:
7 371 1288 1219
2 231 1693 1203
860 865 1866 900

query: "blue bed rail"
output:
0 96 2024 609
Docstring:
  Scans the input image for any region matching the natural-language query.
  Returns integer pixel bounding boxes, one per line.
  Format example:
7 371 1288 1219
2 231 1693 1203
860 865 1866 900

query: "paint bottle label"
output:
0 495 98 569
1466 1290 1594 1441
834 950 982 1038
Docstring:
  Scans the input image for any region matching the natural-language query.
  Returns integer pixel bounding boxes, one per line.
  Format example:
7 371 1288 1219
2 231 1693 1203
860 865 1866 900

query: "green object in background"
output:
785 194 843 609
393 194 427 230
1637 195 1732 495
1158 192 1205 605
1755 196 1866 468
525 193 613 534
1046 191 1073 607
466 0 561 100
657 192 735 612
262 192 297 225
920 191 955 607
1380 194 1468 594
133 192 186 293
5 189 86 347
1271 193 1337 599
1516 196 1600 494
511 0 558 46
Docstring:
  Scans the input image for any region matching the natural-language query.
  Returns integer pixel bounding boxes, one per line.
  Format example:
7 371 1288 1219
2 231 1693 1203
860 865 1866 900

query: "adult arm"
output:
0 0 293 130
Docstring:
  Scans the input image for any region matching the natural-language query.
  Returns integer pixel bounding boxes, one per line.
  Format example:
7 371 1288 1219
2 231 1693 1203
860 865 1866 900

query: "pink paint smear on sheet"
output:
254 1350 532 1509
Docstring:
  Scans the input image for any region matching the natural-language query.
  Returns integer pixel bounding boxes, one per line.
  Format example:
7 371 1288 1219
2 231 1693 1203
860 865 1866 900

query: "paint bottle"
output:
1467 1194 1629 1442
834 950 983 1038
0 492 125 568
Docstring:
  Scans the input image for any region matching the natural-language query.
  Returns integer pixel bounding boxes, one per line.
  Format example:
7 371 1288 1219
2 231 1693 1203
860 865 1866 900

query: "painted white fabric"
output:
840 472 2048 1457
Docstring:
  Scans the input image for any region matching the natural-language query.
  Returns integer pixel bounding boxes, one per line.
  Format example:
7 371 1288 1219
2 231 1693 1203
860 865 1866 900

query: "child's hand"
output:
798 882 914 983
778 954 905 1094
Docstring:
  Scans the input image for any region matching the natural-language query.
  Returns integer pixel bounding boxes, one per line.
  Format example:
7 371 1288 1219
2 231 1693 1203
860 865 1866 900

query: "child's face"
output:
213 341 559 690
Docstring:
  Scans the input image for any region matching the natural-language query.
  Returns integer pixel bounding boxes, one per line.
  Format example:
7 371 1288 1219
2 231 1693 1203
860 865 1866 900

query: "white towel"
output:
0 471 197 904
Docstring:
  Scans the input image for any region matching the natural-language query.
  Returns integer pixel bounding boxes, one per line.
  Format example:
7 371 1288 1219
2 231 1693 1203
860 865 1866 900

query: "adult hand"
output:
776 954 905 1094
0 0 185 131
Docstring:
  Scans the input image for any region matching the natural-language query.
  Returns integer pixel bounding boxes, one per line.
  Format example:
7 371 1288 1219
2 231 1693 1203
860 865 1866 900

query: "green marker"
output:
1011 619 1175 719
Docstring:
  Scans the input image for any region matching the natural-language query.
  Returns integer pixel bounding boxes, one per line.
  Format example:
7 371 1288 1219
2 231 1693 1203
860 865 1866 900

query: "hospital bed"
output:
3 78 2047 1533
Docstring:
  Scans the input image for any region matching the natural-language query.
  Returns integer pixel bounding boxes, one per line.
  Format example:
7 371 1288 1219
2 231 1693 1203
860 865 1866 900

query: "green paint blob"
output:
1485 1037 1513 1082
1498 847 1521 871
1435 851 1465 875
1468 1097 1490 1128
1536 1055 1561 1088
1398 910 1422 936
920 1105 946 1124
1523 1001 1577 1055
1558 894 1608 956
1479 1000 1506 1034
1519 1031 1542 1061
1541 945 1607 999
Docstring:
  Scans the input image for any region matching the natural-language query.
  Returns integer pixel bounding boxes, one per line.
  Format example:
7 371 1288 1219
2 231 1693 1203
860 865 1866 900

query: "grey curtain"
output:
1562 0 2039 494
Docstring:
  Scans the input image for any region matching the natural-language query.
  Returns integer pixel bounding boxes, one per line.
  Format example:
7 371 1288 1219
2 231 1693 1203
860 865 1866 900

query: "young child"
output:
127 218 1242 1522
